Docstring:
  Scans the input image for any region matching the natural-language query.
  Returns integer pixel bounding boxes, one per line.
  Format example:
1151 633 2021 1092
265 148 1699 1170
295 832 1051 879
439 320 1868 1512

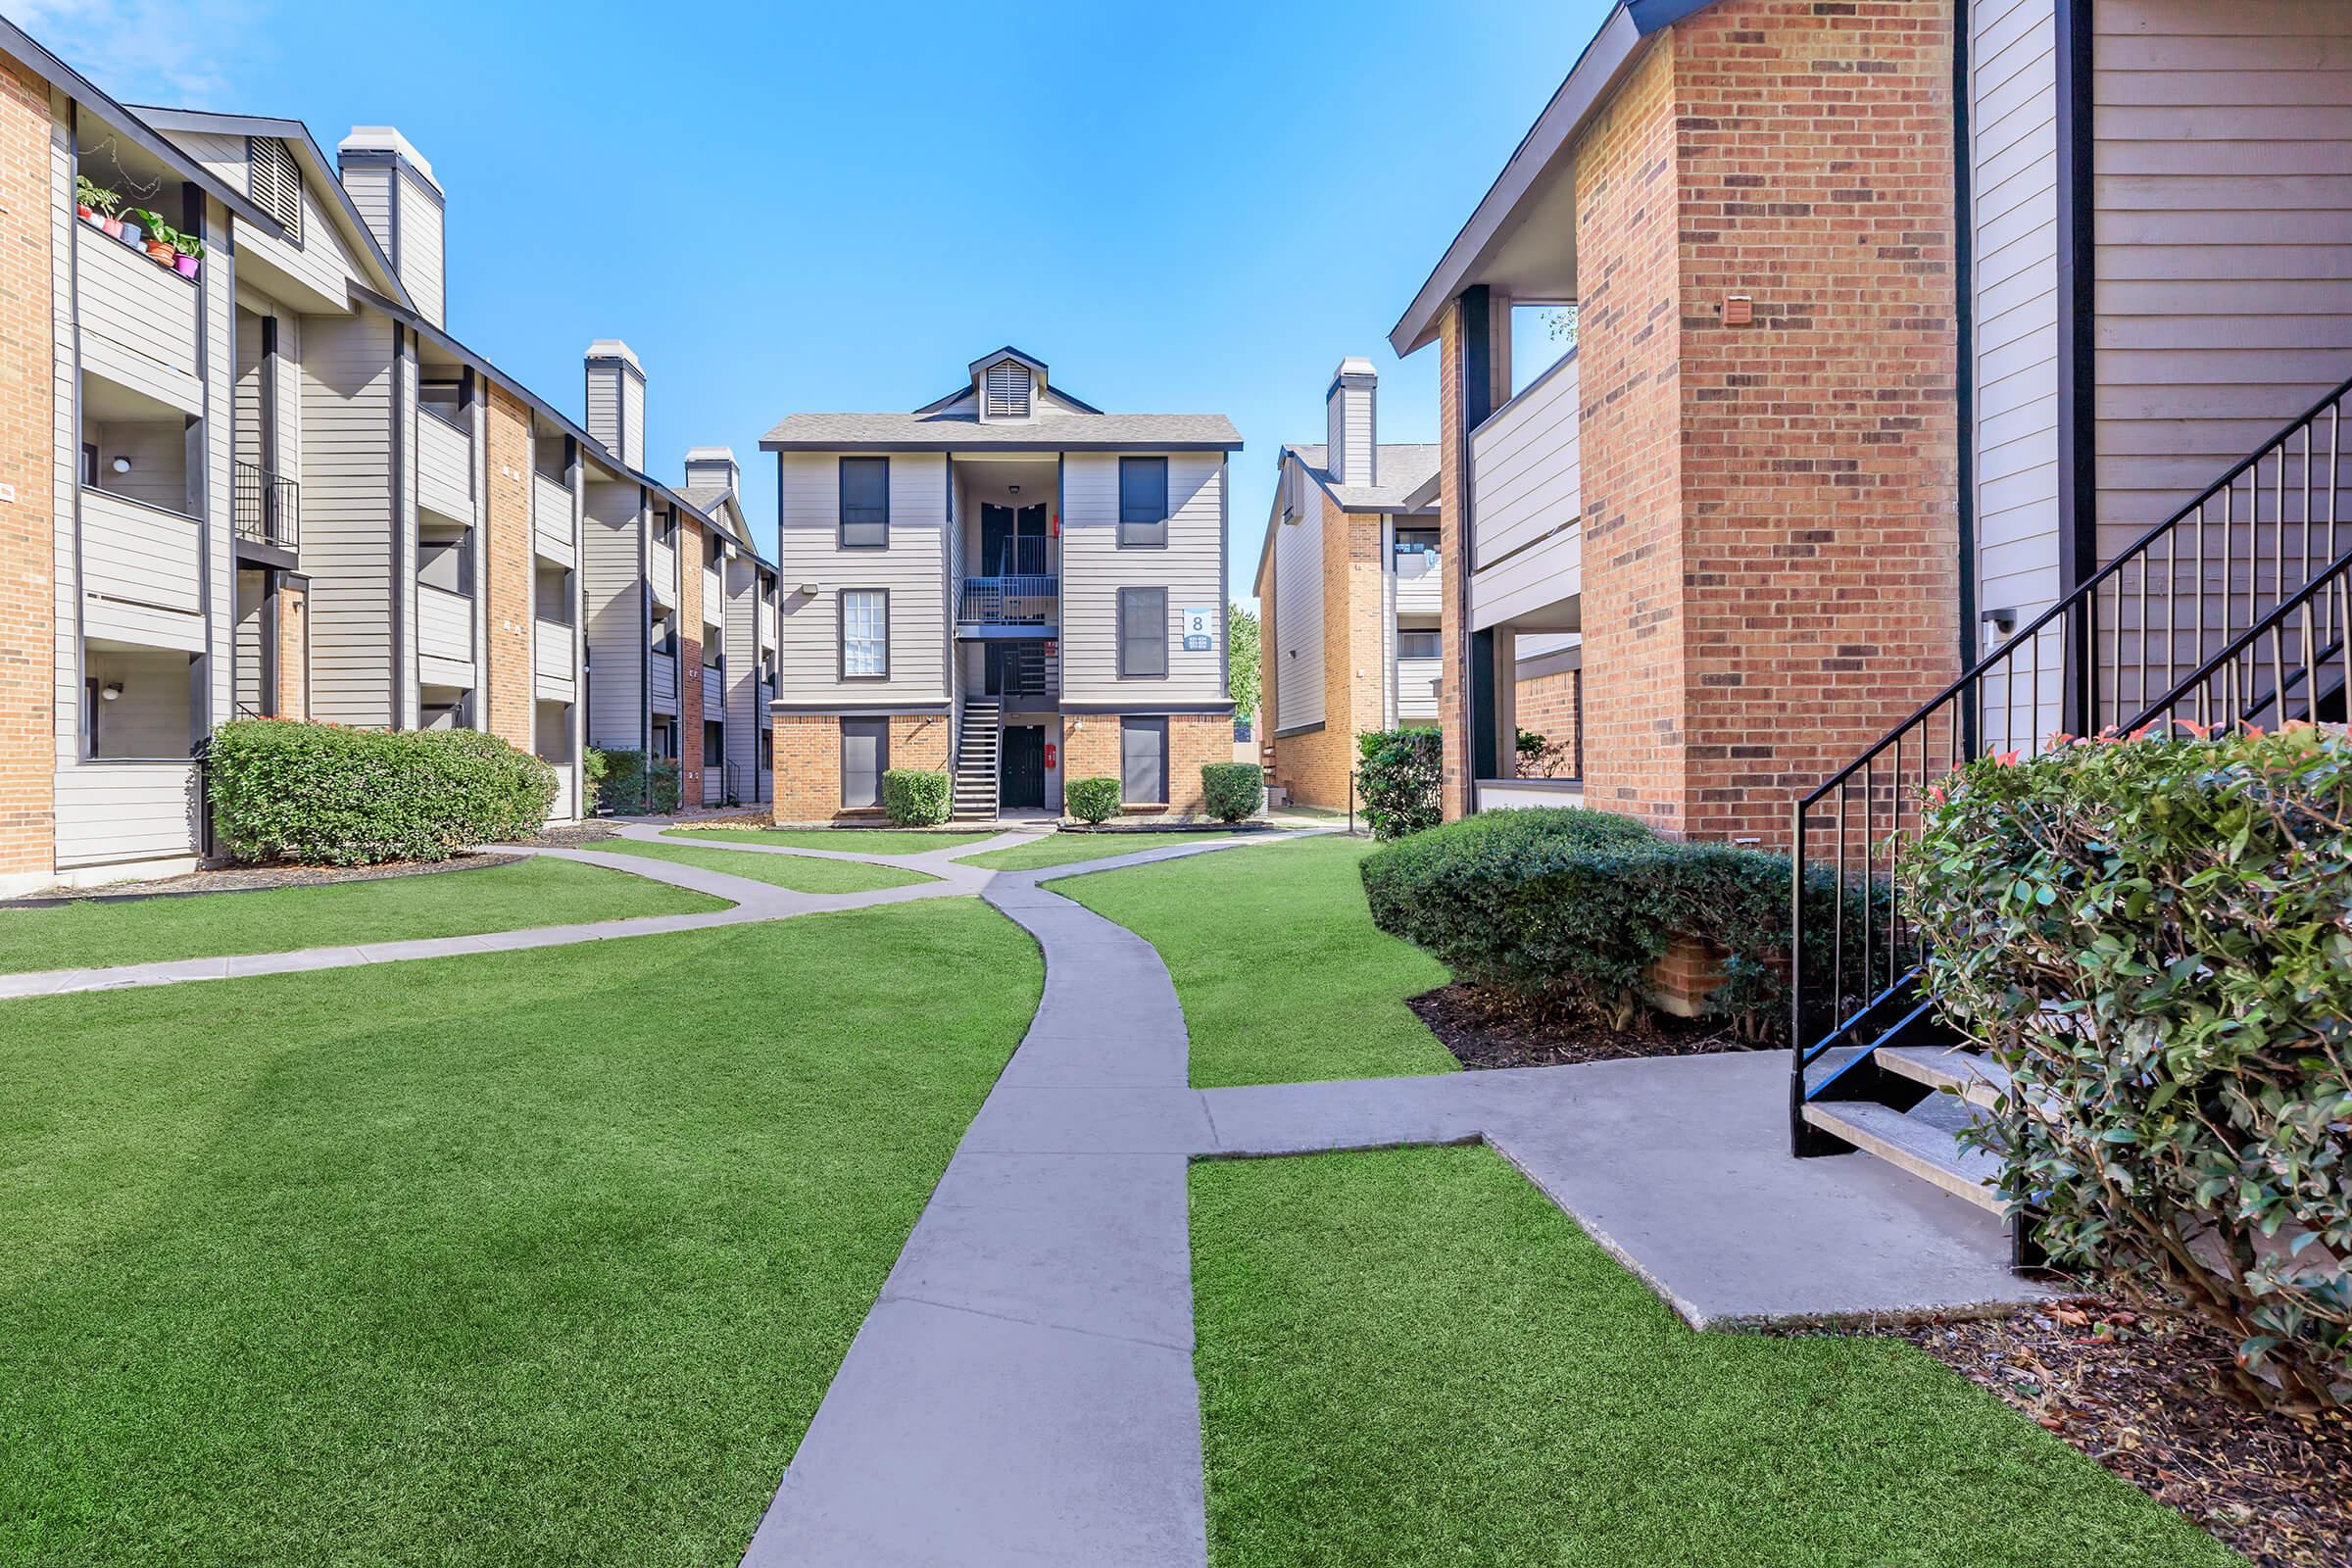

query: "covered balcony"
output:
416 368 478 528
79 379 203 653
954 454 1057 635
416 530 475 689
531 434 575 566
74 129 204 415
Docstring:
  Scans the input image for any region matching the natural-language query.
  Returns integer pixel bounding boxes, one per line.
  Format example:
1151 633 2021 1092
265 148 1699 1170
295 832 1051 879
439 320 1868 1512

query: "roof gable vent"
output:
982 359 1033 420
247 136 302 239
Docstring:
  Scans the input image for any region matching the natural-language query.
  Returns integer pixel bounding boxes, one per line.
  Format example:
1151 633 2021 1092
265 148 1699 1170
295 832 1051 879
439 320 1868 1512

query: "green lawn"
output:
1191 1146 2240 1568
599 836 937 893
667 826 999 855
0 900 1042 1567
958 830 1243 872
1053 835 1454 1086
0 857 724 975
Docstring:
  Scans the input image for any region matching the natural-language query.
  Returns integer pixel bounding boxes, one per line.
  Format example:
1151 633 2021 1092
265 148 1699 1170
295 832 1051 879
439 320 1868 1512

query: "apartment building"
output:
1252 357 1585 808
760 347 1240 822
0 17 763 894
576 344 775 810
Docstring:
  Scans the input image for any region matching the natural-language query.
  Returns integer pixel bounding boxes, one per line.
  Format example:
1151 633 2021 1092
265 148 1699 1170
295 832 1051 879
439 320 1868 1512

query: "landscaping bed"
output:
1407 981 1751 1069
1876 1305 2351 1568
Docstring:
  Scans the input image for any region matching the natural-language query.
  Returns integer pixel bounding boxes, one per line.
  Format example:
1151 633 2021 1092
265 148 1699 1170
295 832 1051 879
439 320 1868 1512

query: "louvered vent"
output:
983 360 1032 419
247 136 302 239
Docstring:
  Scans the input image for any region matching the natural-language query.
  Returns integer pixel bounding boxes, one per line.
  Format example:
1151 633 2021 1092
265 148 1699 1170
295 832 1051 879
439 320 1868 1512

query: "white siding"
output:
416 405 475 525
1271 469 1326 732
161 128 370 312
2092 0 2352 554
532 470 575 565
1469 349 1580 567
722 558 763 799
1060 451 1226 706
776 451 951 705
1393 542 1442 615
534 615 575 703
582 479 646 749
1470 524 1583 632
416 582 473 668
1396 656 1443 720
1972 0 2064 618
651 651 678 711
397 167 445 326
55 763 200 869
79 488 204 651
75 232 202 413
298 309 398 726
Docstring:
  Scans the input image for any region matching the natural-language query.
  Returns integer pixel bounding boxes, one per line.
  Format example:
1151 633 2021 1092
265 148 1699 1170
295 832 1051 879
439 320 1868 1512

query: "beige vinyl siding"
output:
397 166 445 325
416 401 475 524
1060 451 1225 707
233 308 265 466
341 162 392 262
582 479 646 750
394 339 419 726
776 451 951 705
1971 0 2064 620
80 483 203 651
1469 350 1580 566
2092 0 2352 557
163 128 364 312
297 309 399 726
201 196 233 739
234 569 267 716
532 468 576 566
74 231 202 413
722 556 763 797
1271 461 1326 731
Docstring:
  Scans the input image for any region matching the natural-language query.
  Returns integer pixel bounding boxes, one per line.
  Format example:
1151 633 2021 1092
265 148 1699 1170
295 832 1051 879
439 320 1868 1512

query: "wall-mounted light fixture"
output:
796 582 819 597
100 682 123 702
1008 484 1021 497
110 456 132 475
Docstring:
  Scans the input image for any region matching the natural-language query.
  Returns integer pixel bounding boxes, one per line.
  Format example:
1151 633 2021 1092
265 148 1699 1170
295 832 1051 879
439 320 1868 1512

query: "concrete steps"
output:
1801 1097 2005 1215
1877 1044 2011 1110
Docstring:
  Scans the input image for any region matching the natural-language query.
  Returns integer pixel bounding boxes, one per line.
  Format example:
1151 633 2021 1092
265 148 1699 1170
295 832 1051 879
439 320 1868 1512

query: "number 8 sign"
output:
1182 606 1215 653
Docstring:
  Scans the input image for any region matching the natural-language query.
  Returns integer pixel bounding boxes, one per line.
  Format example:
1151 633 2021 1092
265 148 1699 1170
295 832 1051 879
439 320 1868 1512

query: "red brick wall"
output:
1515 667 1580 777
1561 0 1959 847
1063 710 1227 818
678 517 705 804
0 52 55 883
770 710 950 823
480 384 532 750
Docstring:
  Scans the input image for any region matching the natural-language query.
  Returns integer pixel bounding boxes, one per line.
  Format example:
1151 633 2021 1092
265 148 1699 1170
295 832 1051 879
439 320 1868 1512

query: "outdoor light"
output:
1008 484 1020 496
797 582 819 597
100 682 123 702
109 456 131 474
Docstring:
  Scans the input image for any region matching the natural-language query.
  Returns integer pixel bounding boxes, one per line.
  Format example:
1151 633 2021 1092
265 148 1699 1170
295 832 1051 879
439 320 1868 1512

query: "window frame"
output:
1117 456 1169 549
1116 585 1169 679
840 716 890 809
1396 629 1443 661
838 587 890 681
1119 716 1169 808
839 456 891 549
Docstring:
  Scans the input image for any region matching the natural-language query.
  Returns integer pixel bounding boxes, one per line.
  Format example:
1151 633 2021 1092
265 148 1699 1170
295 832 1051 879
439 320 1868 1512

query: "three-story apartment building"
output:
760 348 1240 821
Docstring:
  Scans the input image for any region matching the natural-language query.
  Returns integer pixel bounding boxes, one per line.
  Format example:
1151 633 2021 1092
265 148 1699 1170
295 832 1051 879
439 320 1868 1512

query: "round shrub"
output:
1200 761 1264 824
1066 776 1120 825
1355 726 1441 839
592 749 680 814
882 768 951 826
206 719 556 865
1906 725 2352 1413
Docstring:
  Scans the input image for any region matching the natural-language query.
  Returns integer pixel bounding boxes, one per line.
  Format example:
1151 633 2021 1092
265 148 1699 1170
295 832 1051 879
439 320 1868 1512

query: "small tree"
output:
1227 606 1261 729
1354 726 1442 840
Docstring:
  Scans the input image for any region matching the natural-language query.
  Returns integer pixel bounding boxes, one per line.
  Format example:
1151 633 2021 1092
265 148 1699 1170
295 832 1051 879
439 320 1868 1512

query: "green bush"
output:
1200 761 1264 824
882 768 951 826
583 747 612 814
1356 726 1442 840
1361 808 1869 1038
1906 725 2352 1413
206 719 555 866
1066 776 1120 825
596 750 681 814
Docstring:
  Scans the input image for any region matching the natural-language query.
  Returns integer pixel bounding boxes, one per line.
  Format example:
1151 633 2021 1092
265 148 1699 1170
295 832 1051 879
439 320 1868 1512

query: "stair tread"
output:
1800 1100 2004 1214
1877 1045 2013 1110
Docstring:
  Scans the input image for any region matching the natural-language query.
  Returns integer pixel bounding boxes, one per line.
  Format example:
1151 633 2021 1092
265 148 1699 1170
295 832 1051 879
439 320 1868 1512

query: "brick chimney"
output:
336 126 446 327
1325 357 1377 485
583 341 645 469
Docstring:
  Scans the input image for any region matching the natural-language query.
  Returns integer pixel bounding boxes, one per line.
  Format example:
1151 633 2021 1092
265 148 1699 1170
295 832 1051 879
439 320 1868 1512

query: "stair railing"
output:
1790 372 2352 1154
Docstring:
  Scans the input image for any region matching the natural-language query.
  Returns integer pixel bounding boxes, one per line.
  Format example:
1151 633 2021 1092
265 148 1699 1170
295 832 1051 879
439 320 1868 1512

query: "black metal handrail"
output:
957 574 1057 626
233 459 298 551
1789 370 2352 1152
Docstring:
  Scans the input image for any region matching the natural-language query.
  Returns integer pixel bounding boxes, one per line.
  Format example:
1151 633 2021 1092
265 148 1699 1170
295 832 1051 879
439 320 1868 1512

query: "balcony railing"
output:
233 459 299 552
958 575 1057 627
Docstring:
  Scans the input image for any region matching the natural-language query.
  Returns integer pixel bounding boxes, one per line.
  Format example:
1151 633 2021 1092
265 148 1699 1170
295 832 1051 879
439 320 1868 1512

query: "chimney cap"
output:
585 339 643 372
1332 356 1378 384
684 445 737 464
338 125 440 190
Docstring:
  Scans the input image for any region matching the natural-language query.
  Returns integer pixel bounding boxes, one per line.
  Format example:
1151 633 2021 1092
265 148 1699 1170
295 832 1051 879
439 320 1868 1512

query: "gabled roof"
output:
1389 0 1722 356
1286 443 1442 514
129 104 410 307
761 410 1240 452
967 344 1050 379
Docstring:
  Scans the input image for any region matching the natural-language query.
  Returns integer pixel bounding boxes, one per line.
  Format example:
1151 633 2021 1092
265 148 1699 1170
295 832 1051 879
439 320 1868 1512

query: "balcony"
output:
1467 349 1582 632
75 229 201 413
759 596 778 649
957 575 1058 632
534 616 574 703
703 563 723 618
80 487 203 652
760 677 775 726
416 582 474 685
649 535 678 610
1393 542 1441 616
416 405 477 526
702 662 722 716
531 470 574 565
651 649 678 710
233 460 299 560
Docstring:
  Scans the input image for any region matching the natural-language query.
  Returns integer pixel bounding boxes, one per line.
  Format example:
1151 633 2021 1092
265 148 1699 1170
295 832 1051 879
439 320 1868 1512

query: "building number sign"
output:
1182 606 1215 653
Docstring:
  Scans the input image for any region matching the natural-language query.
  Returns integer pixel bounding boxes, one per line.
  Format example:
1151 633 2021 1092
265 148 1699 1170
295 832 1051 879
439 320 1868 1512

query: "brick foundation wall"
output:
1563 0 1959 847
480 384 532 750
770 710 951 823
1268 490 1384 808
678 520 705 804
1062 710 1229 818
276 577 309 718
0 52 55 883
1515 666 1580 777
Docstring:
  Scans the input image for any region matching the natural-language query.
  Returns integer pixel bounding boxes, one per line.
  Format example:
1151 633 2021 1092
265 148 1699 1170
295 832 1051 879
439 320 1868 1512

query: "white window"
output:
841 589 888 678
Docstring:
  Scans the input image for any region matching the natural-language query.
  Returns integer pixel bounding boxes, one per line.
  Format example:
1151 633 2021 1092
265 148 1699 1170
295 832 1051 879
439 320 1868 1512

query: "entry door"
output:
979 504 1013 575
1000 723 1047 809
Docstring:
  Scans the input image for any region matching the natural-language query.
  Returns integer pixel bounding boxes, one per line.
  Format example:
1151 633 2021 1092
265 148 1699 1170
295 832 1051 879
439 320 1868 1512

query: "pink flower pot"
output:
172 255 199 279
100 217 122 239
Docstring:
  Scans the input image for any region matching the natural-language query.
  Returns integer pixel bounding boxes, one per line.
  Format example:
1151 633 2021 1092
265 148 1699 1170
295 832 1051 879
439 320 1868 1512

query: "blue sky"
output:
24 0 1611 603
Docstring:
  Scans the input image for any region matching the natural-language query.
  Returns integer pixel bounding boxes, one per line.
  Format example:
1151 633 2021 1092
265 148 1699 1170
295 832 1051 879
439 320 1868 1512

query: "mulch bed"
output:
1407 981 1754 1069
524 822 622 849
1870 1304 2351 1568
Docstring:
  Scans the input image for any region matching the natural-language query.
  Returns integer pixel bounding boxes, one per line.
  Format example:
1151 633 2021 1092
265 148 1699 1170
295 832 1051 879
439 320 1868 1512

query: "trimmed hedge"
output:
1201 762 1264 824
1361 807 1869 1038
1066 776 1120 824
1356 726 1442 840
206 718 555 866
1906 725 2352 1413
595 749 680 814
882 768 951 826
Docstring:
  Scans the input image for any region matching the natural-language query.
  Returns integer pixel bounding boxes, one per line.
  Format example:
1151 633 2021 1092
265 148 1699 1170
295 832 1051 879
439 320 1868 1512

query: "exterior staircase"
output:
1790 372 2352 1250
952 699 1001 821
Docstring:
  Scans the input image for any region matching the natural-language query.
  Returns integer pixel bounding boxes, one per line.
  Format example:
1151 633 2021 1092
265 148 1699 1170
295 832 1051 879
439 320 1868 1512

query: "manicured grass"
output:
0 857 725 975
1054 835 1454 1086
1191 1146 2240 1568
598 836 937 893
667 826 998 855
958 830 1243 872
0 900 1041 1566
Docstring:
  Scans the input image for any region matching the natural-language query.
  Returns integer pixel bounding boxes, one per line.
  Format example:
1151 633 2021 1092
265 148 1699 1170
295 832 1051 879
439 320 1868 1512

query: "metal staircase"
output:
952 699 1002 821
1790 373 2352 1236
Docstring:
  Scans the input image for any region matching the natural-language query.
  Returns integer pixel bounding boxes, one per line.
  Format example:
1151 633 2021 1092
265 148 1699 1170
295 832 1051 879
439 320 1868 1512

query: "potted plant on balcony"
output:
171 233 204 279
132 212 180 266
74 174 119 231
116 207 144 248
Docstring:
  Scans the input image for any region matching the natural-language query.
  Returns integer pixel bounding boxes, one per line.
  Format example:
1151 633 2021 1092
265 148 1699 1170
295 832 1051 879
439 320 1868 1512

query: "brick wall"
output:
1063 710 1227 818
770 710 951 823
1515 666 1580 777
1435 303 1470 821
0 52 55 884
480 384 532 750
1560 0 1959 846
276 576 309 718
1268 488 1385 808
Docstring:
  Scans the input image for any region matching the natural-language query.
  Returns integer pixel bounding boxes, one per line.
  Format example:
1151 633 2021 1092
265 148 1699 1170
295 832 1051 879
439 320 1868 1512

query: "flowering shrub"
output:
206 719 554 865
1905 723 2352 1413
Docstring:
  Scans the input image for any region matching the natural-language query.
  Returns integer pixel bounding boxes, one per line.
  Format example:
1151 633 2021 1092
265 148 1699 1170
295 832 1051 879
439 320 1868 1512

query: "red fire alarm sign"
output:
1044 743 1057 769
